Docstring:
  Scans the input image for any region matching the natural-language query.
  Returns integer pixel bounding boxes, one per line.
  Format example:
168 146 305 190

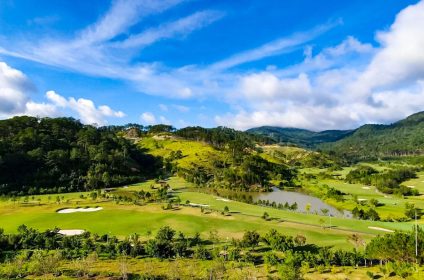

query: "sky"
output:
1 0 424 131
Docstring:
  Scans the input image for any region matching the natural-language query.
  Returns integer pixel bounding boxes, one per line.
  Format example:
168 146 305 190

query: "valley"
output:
1 115 424 279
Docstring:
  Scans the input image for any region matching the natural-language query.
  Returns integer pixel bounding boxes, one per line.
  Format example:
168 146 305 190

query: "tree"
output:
241 230 260 249
405 203 419 219
264 229 294 251
262 211 270 220
223 206 230 215
294 234 306 246
145 226 176 258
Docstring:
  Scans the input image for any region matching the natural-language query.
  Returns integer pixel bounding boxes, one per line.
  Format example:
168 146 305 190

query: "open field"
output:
0 177 420 251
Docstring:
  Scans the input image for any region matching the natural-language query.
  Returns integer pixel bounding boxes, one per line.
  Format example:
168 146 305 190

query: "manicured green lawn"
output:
1 176 420 251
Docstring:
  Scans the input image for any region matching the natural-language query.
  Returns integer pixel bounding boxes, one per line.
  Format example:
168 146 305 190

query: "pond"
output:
253 187 351 218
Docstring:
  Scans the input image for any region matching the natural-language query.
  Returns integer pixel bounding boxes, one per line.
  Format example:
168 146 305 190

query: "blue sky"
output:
1 0 423 130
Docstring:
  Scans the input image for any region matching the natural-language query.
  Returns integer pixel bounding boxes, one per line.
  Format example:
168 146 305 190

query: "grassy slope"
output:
139 136 226 169
259 144 313 164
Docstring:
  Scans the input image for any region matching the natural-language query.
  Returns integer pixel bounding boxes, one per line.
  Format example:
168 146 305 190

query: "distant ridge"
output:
246 126 353 148
248 111 424 159
320 111 424 159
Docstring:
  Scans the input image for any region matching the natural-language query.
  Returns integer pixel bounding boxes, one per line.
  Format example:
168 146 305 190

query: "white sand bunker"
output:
188 203 209 207
362 187 371 190
57 207 103 214
407 185 416 188
216 198 230 202
58 229 85 236
358 198 367 201
368 226 394 233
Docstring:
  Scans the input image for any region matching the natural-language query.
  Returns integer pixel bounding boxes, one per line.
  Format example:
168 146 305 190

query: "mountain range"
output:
248 111 424 159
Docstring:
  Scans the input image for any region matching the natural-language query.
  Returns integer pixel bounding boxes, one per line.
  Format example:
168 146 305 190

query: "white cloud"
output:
46 91 126 125
115 10 223 48
140 112 156 124
46 90 67 107
25 101 59 118
0 62 125 124
238 72 311 102
359 1 424 90
0 0 223 100
77 0 185 45
0 62 33 115
210 22 338 71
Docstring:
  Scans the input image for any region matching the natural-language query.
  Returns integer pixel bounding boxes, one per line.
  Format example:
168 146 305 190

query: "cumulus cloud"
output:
0 62 125 125
0 62 33 116
359 0 424 90
25 101 59 118
140 112 156 124
46 90 126 125
238 73 311 103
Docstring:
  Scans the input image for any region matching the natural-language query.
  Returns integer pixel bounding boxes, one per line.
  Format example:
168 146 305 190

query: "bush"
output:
193 245 210 260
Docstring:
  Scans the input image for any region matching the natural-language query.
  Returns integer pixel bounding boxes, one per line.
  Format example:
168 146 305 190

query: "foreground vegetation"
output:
1 223 423 279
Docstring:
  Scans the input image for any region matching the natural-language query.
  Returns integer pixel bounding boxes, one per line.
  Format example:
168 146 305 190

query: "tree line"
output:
1 225 423 279
345 165 419 196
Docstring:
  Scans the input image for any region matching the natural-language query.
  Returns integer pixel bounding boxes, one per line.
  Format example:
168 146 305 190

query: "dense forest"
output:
0 117 161 195
320 112 424 160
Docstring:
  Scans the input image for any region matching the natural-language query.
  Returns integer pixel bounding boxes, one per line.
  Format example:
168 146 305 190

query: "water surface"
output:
253 188 351 218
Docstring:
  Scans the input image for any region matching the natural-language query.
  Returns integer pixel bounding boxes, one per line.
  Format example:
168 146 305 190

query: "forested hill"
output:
246 126 353 148
0 116 161 195
320 111 424 159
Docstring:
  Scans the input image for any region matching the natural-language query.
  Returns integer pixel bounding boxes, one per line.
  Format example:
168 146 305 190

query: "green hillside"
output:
137 132 297 191
248 112 424 161
0 116 160 195
321 111 424 160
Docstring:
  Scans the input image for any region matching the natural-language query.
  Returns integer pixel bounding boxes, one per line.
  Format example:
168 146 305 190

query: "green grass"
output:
1 176 420 251
300 167 424 220
139 137 226 169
